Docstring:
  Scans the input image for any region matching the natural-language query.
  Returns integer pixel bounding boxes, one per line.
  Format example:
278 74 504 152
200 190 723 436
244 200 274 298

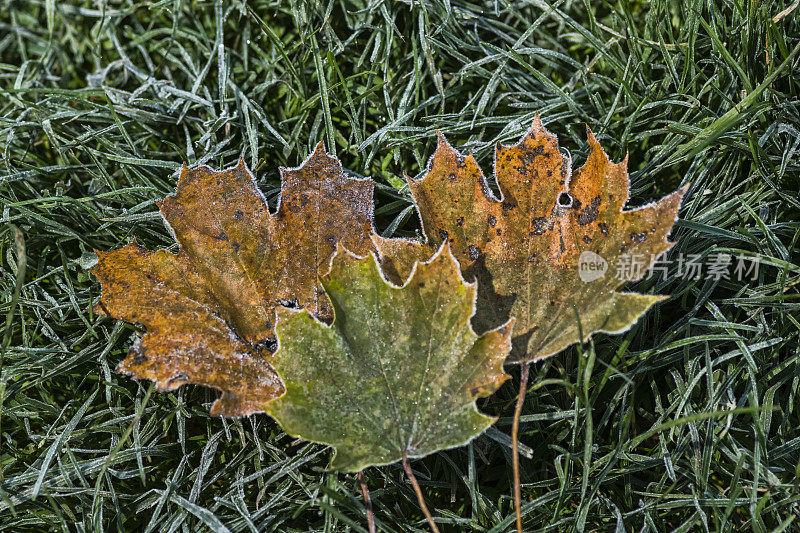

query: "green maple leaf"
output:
265 245 511 472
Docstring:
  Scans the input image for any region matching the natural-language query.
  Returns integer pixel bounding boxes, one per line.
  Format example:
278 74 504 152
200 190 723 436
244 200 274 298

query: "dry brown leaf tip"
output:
92 145 380 416
376 115 687 363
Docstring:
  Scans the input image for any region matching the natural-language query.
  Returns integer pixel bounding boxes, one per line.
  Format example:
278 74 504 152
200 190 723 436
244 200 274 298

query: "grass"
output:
1 0 799 530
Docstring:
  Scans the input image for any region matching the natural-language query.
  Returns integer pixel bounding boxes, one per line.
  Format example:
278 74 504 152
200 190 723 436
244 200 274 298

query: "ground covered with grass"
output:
1 0 799 530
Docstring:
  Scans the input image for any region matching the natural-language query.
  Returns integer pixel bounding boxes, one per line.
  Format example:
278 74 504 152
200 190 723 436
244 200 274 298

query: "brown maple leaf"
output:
92 145 378 416
376 117 686 363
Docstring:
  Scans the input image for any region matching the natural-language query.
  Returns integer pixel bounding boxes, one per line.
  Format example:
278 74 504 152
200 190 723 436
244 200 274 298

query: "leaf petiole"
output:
402 452 440 533
512 361 531 533
358 470 376 533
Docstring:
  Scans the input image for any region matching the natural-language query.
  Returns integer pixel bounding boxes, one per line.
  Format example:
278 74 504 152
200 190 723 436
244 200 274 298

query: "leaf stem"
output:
512 361 530 533
358 470 376 533
401 452 440 533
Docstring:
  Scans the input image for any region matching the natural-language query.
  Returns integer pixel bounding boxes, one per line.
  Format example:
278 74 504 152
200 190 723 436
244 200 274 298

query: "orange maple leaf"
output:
376 117 686 363
92 145 378 416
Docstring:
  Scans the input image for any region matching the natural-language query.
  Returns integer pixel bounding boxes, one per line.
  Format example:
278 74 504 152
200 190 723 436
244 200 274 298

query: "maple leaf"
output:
376 117 686 363
92 146 378 416
265 245 511 473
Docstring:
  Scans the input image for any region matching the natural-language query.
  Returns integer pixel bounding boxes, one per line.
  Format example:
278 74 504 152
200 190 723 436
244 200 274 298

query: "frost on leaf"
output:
376 117 686 363
92 145 378 416
265 245 511 472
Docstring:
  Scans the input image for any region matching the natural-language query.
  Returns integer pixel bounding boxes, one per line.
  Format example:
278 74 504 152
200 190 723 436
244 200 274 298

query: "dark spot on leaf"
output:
514 151 543 176
231 242 240 253
577 196 601 225
487 215 497 227
254 337 278 354
582 235 592 244
468 244 481 261
502 202 516 212
470 387 480 397
129 347 148 366
234 209 244 220
326 236 336 245
456 217 464 226
278 298 300 309
439 228 449 241
521 151 541 171
630 232 648 243
418 282 426 288
598 222 609 235
531 217 548 235
448 172 456 180
496 229 502 236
